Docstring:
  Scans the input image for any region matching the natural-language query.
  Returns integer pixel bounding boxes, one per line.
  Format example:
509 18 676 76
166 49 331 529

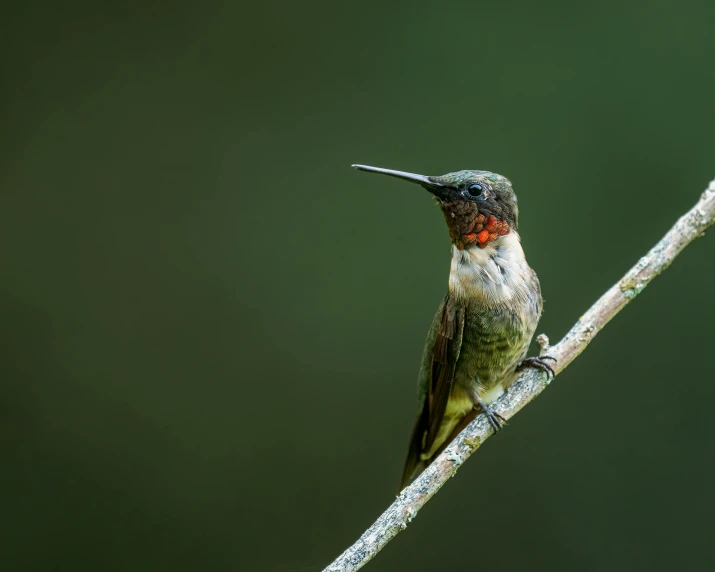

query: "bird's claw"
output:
476 403 508 433
518 355 557 380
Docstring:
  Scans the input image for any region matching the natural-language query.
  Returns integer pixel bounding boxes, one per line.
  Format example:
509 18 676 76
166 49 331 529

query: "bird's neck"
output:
448 231 533 306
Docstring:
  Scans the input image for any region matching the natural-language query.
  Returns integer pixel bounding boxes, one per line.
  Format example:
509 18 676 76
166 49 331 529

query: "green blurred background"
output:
2 1 715 570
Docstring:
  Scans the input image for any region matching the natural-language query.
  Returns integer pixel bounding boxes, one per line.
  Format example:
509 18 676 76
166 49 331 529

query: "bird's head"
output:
352 165 518 250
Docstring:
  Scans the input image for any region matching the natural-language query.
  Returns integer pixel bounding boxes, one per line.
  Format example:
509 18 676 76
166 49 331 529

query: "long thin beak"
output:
351 164 444 190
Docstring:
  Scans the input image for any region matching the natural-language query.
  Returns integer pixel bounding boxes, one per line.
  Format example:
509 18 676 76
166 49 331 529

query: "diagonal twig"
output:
324 179 715 572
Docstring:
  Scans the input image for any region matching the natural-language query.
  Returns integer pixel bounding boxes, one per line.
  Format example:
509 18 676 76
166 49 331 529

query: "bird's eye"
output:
466 183 485 198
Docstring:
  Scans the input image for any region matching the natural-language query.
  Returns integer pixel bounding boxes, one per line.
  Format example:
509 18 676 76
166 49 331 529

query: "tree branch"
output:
324 179 715 572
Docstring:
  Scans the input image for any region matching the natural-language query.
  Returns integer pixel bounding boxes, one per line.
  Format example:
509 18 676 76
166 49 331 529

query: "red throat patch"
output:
440 200 510 250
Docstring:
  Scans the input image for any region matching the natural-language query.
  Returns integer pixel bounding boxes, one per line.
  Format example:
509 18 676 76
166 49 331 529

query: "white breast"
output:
448 232 534 307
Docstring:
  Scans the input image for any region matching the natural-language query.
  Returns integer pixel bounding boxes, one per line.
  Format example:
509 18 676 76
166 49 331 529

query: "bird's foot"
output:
517 355 557 380
475 401 508 433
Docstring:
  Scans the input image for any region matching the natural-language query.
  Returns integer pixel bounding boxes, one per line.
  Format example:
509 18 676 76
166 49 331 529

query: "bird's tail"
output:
398 408 478 492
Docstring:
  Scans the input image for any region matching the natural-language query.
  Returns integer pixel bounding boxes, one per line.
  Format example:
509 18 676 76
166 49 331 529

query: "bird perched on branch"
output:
353 164 554 490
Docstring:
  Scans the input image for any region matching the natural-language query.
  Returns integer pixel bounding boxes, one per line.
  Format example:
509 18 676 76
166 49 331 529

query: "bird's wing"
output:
400 295 465 489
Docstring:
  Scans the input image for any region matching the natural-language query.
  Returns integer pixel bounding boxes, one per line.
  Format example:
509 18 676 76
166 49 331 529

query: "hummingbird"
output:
353 164 555 490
